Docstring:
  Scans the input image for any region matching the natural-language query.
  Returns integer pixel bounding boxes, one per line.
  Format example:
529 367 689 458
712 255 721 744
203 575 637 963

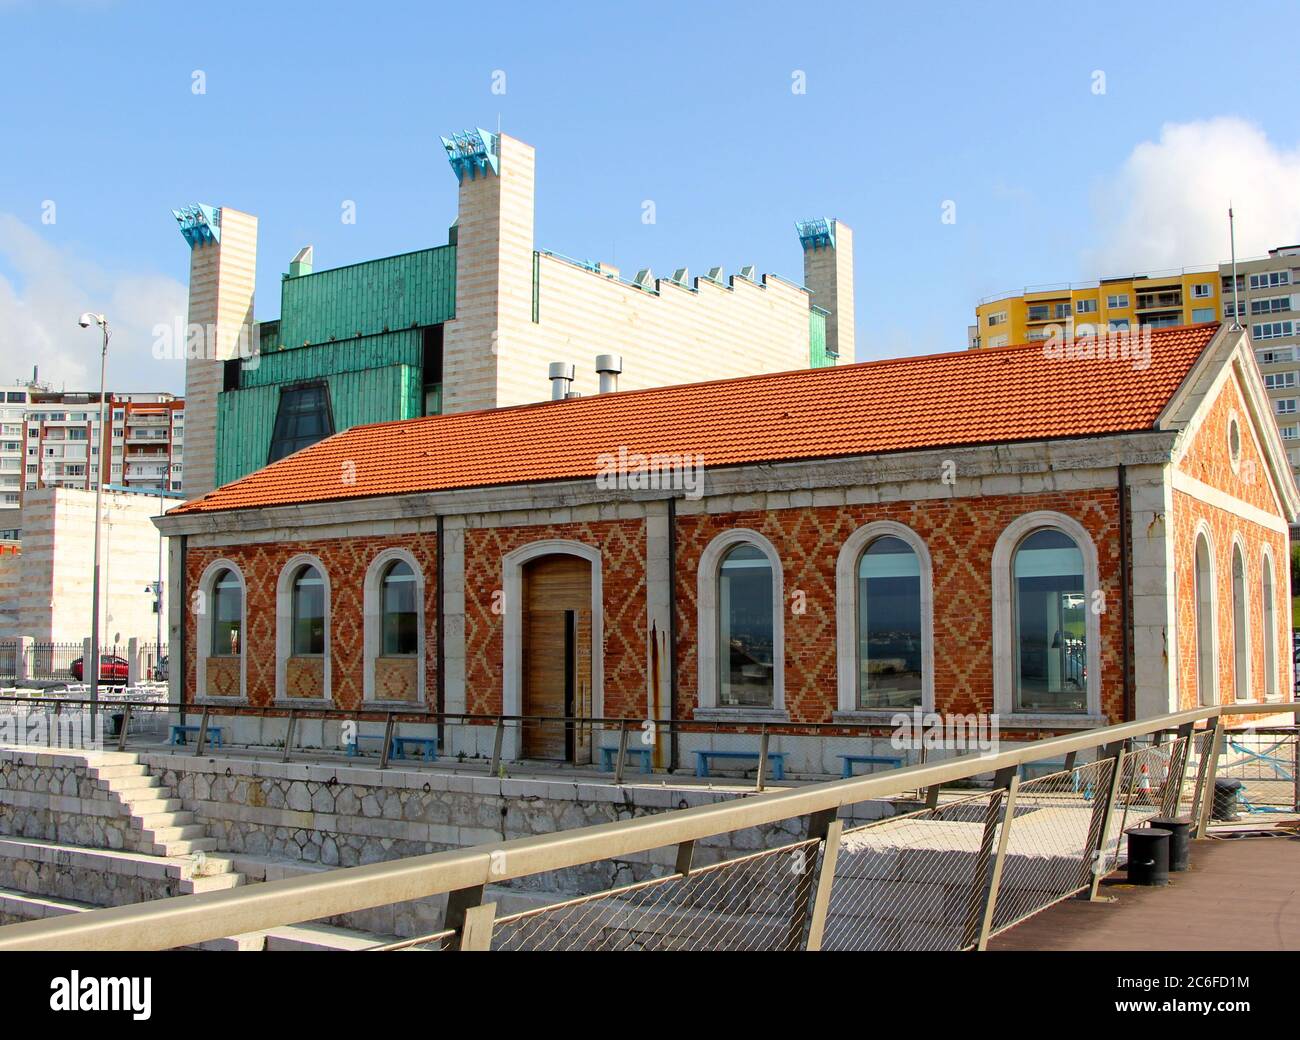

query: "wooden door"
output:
522 555 593 761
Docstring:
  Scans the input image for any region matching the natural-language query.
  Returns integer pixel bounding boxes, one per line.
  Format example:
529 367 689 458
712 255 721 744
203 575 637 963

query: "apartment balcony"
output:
125 415 170 428
1135 291 1183 311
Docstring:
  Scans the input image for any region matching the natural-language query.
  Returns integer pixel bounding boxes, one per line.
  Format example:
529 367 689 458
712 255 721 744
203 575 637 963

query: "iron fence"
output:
0 640 15 682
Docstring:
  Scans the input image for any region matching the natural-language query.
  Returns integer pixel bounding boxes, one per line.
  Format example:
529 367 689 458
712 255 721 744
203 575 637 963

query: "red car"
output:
69 655 129 683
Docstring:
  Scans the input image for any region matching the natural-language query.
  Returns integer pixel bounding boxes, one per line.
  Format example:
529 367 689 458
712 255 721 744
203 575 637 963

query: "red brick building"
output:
158 323 1298 766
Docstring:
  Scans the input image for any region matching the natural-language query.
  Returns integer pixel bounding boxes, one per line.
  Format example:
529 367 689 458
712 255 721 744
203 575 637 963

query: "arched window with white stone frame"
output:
1261 545 1279 701
835 521 934 715
276 554 332 703
363 548 426 704
196 559 246 700
1230 535 1250 702
992 512 1103 720
696 529 785 718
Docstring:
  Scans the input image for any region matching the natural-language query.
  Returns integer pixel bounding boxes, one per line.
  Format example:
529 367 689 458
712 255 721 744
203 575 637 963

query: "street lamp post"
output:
79 312 110 726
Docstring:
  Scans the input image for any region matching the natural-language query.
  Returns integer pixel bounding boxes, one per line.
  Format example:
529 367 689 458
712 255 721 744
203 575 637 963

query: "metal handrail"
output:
0 701 1292 951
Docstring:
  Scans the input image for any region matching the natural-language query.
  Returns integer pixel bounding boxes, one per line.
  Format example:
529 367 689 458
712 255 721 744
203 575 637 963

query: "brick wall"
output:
461 520 648 717
1173 374 1291 708
674 491 1125 724
185 535 437 710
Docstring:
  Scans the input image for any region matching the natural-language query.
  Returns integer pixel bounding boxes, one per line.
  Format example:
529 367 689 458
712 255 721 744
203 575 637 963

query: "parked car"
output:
69 654 129 684
153 655 168 682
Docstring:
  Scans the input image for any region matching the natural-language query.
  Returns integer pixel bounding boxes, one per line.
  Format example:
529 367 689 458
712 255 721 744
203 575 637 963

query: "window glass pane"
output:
211 569 242 656
1013 529 1086 712
717 544 774 708
268 384 334 464
1195 538 1215 705
381 560 418 656
1263 558 1277 697
292 566 325 656
857 536 922 709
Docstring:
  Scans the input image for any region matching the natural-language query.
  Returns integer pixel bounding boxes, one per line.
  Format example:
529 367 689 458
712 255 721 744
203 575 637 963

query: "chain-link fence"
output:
489 837 824 951
1215 728 1298 813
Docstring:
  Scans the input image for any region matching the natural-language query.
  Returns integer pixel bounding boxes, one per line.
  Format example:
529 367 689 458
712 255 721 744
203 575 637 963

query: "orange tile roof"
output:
173 323 1218 515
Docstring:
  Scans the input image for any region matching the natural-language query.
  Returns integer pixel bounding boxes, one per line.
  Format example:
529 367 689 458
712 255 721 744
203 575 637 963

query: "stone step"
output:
139 823 207 844
0 837 238 905
135 811 196 831
102 775 162 794
185 872 245 895
196 931 270 952
88 764 149 780
263 923 395 951
152 837 219 856
0 885 93 923
121 797 184 815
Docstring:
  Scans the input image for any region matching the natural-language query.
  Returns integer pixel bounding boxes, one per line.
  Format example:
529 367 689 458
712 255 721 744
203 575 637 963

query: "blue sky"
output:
2 0 1300 392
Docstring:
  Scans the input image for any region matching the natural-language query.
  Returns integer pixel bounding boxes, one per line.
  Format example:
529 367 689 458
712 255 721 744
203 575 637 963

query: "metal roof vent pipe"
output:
548 362 575 401
595 353 623 394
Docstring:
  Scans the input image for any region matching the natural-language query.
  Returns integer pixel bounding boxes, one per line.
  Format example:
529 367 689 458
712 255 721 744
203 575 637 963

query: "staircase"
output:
0 748 391 949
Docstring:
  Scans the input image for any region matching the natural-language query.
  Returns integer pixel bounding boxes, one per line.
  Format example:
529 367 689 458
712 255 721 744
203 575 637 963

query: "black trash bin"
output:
1126 827 1171 886
109 712 125 737
1211 778 1244 821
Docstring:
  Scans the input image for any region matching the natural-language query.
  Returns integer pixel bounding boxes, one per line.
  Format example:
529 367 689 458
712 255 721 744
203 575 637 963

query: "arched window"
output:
291 564 326 656
1262 553 1278 699
197 560 246 700
857 536 923 709
1194 533 1215 705
381 560 418 656
1231 542 1248 701
717 543 775 708
1011 528 1087 713
211 568 242 657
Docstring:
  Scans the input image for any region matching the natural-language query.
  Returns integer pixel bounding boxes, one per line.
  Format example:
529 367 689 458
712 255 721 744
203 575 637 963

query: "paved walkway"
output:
990 835 1300 951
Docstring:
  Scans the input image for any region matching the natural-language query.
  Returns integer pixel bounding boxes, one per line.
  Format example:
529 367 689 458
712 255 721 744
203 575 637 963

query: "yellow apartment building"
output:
973 269 1222 349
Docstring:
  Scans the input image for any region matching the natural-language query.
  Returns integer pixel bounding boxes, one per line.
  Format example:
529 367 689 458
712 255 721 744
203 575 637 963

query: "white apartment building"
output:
1227 246 1300 474
0 379 184 539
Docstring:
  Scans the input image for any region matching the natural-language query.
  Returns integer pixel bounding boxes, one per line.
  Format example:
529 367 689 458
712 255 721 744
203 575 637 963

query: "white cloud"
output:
0 213 187 393
1083 118 1300 276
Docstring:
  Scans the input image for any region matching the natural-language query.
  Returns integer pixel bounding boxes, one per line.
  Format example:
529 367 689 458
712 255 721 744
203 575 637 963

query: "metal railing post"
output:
444 885 494 951
974 771 1020 951
1081 742 1126 900
380 713 396 771
1163 722 1195 817
116 702 132 752
674 840 695 878
784 807 836 951
489 715 504 777
804 817 843 951
1194 715 1226 839
281 709 297 764
459 902 498 951
755 724 770 793
614 719 630 785
195 708 210 755
961 765 1015 951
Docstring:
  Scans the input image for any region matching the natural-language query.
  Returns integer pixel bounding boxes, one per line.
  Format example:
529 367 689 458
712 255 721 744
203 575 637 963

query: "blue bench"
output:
390 735 439 761
169 724 223 748
838 754 904 778
345 734 388 757
694 749 786 780
598 746 653 773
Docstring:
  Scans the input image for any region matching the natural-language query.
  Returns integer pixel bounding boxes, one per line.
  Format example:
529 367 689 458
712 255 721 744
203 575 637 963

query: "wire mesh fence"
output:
1215 728 1298 813
489 837 824 951
824 790 999 951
